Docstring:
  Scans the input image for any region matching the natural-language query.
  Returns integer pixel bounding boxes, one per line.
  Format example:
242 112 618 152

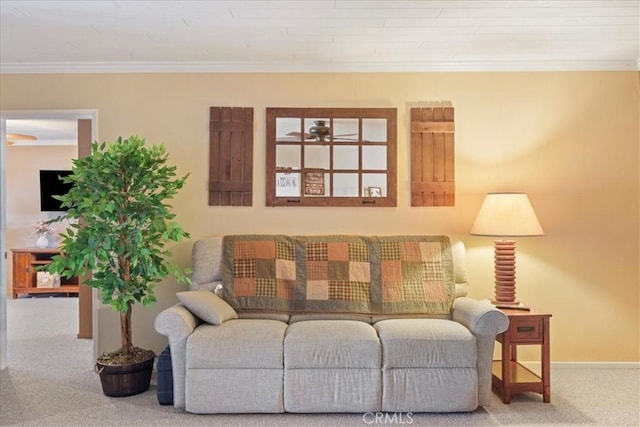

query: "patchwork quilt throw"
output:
222 235 454 315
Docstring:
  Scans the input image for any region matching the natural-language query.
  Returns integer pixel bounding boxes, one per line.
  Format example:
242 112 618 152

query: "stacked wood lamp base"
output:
492 240 519 306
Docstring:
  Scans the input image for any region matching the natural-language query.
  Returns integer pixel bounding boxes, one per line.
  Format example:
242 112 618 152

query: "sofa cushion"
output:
238 311 290 322
371 313 450 323
186 368 284 414
288 313 372 324
176 290 238 325
285 320 380 368
381 368 478 412
374 319 476 368
187 319 287 368
284 369 381 413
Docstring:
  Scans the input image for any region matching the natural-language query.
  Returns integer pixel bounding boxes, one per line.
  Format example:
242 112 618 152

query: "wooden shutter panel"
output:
209 107 253 206
411 107 455 206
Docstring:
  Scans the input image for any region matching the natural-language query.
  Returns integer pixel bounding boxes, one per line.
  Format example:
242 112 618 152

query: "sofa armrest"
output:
452 297 509 336
452 297 509 407
154 304 201 409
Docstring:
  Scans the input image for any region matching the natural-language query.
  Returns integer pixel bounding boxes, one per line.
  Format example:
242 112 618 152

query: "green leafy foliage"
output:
46 136 190 356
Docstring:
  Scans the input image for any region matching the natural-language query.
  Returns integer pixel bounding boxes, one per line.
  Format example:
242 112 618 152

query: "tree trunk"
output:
119 236 133 356
120 305 132 356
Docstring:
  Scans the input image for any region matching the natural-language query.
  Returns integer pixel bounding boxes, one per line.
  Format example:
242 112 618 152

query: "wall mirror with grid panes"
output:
266 108 397 207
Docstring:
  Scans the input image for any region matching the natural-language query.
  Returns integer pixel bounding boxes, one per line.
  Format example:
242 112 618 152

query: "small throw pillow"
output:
176 290 238 325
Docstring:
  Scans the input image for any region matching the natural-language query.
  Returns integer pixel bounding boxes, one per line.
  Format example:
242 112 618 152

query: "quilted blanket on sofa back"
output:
222 235 455 315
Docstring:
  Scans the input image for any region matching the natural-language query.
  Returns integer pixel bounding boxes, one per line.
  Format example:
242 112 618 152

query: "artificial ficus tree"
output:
47 135 190 360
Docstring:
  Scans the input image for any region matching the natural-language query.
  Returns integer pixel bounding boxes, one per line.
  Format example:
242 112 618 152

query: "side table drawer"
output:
509 317 542 342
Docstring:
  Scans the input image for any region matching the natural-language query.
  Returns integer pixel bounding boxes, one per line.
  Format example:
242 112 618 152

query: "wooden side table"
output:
492 308 552 403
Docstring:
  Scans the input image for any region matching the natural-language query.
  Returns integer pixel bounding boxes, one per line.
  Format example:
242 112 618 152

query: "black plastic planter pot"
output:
96 353 155 397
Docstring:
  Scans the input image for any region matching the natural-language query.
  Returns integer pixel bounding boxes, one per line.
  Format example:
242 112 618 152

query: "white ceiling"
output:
6 119 78 146
1 0 638 73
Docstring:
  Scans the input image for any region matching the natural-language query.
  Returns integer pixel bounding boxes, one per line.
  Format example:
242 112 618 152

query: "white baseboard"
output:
520 361 640 370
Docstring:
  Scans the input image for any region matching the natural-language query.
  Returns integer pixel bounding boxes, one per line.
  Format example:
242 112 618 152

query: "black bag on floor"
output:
156 345 173 405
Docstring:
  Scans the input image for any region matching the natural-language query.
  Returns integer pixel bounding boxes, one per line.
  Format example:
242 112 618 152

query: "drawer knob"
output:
517 326 535 333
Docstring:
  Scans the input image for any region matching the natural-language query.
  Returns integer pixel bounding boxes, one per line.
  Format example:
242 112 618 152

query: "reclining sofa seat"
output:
155 235 508 414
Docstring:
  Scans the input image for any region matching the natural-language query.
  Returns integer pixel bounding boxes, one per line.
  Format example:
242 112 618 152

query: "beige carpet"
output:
1 297 638 426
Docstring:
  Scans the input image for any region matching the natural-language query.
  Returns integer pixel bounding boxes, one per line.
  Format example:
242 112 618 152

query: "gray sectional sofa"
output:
155 235 508 414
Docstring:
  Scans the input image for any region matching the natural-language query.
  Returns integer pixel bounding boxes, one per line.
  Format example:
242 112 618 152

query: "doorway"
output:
0 109 97 369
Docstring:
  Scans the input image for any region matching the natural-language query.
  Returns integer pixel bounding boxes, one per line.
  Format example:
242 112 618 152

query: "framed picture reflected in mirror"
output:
368 186 382 197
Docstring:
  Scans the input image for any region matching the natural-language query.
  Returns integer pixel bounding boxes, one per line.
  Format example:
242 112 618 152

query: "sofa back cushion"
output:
221 235 455 316
191 237 224 287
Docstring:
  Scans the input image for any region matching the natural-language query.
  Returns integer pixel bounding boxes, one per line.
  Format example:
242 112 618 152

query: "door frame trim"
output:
0 109 98 369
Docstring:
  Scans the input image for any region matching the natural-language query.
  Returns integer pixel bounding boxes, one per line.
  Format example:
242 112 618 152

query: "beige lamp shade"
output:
470 193 544 237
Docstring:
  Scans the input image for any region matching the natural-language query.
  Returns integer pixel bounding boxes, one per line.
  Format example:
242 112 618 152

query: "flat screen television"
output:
39 170 73 212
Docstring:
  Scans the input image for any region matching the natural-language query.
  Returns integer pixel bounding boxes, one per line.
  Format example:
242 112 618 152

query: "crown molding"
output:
1 59 638 74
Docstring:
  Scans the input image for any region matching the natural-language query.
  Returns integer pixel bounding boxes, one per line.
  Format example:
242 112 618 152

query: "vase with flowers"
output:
33 220 51 248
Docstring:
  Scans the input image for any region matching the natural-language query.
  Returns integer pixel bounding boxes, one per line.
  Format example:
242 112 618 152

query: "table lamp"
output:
470 192 544 310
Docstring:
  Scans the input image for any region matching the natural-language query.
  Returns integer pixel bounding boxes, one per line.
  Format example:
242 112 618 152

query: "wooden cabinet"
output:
11 248 79 299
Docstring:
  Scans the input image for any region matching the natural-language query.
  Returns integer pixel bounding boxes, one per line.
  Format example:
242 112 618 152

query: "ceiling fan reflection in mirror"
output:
6 133 37 146
286 121 358 143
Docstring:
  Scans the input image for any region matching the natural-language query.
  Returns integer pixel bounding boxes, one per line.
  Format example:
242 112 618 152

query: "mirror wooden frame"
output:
266 107 397 207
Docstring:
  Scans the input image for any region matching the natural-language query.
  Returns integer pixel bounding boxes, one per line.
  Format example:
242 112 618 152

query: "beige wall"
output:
1 71 638 362
6 145 76 294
